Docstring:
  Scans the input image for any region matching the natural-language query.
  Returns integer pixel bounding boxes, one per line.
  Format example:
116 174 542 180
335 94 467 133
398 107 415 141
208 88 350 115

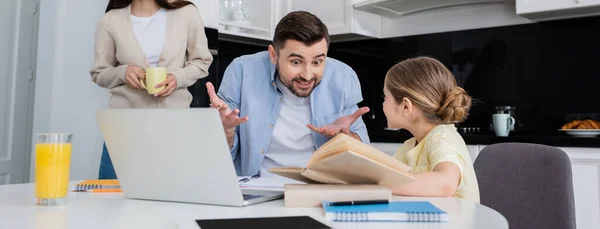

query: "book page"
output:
239 176 305 191
306 150 417 188
301 169 348 184
268 167 321 184
307 134 356 166
309 134 412 173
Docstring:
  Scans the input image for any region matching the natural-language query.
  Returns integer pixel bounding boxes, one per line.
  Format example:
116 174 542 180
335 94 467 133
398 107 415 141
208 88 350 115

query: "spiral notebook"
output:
322 201 448 222
72 179 120 191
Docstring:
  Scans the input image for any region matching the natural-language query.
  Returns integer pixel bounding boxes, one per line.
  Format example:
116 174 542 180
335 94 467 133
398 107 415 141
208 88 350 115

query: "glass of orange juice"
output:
35 133 72 205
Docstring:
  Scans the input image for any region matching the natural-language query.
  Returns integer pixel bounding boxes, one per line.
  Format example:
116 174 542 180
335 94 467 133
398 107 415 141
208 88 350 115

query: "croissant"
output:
562 119 600 129
582 119 600 129
562 120 582 129
576 123 590 129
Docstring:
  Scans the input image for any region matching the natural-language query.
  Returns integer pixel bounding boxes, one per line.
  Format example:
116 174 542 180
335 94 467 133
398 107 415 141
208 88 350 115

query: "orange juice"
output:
35 143 72 199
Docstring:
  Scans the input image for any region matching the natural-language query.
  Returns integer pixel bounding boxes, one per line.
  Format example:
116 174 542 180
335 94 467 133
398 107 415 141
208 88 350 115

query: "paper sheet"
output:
238 176 305 191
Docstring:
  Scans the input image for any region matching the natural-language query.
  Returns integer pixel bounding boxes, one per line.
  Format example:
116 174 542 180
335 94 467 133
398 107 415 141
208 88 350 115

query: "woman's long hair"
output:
105 0 194 13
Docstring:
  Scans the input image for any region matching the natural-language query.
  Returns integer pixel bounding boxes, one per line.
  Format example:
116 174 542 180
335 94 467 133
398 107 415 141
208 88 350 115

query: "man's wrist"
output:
226 129 235 148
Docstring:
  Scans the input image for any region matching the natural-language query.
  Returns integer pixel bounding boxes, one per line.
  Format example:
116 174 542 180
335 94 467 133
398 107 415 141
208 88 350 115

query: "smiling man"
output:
206 11 370 176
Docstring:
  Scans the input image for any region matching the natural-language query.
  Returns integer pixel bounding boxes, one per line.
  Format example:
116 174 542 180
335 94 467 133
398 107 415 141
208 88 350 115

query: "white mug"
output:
493 114 515 137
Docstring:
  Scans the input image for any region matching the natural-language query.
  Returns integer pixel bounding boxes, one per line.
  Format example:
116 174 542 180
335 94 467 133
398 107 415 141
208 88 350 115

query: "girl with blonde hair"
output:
382 57 480 203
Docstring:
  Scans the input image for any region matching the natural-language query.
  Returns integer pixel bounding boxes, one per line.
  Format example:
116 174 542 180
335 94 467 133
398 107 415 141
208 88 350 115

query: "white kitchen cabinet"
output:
467 145 480 162
518 0 592 12
279 0 382 41
370 142 402 156
190 0 219 29
218 0 281 41
516 0 600 21
559 147 600 229
371 142 480 165
374 1 531 38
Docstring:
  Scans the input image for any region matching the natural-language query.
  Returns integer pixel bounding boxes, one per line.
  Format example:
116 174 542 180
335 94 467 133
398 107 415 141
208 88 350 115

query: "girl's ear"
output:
402 97 413 117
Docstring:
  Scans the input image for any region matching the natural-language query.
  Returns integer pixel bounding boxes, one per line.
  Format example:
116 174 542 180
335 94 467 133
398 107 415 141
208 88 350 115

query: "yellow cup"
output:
35 133 72 206
140 67 167 94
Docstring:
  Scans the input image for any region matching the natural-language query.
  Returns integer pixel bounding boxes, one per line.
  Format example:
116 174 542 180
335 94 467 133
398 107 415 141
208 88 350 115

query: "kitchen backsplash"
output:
210 15 600 135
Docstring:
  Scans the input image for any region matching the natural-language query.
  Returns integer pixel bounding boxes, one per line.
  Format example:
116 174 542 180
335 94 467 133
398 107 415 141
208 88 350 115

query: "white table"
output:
0 182 508 229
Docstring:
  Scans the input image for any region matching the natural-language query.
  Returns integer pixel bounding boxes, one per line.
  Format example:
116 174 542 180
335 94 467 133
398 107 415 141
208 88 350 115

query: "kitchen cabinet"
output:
371 0 531 38
216 0 383 41
371 142 402 156
190 0 219 29
218 0 281 41
278 0 382 40
516 0 600 21
467 145 479 162
559 147 600 229
217 0 540 41
371 142 481 162
214 0 600 42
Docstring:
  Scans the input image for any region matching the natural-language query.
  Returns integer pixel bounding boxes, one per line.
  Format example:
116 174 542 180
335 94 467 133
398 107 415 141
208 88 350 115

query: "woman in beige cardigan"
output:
90 0 213 179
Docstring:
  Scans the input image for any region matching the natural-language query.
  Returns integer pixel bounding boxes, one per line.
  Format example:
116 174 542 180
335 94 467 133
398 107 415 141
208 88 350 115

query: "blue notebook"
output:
322 201 448 222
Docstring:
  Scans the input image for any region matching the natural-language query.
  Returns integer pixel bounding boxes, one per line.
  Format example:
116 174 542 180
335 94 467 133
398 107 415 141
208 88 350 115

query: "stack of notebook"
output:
322 201 449 222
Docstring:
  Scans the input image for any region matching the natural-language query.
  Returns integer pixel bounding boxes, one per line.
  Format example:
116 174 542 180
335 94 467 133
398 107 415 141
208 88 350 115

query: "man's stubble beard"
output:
275 63 321 98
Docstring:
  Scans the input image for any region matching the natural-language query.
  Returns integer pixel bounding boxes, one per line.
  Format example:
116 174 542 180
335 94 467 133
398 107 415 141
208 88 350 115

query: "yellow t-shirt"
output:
393 124 480 203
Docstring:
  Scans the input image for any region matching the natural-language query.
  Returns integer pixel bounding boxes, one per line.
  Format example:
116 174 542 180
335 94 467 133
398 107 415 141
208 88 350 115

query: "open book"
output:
268 134 417 189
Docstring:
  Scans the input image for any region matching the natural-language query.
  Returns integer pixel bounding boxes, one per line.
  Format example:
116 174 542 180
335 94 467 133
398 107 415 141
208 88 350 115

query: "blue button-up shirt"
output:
217 51 370 176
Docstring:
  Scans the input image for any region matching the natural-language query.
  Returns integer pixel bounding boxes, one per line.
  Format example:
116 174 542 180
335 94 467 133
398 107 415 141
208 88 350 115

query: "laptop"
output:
95 108 283 207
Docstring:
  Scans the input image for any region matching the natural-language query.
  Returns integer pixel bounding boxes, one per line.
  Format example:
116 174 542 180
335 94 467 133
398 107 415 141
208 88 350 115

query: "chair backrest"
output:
474 143 576 229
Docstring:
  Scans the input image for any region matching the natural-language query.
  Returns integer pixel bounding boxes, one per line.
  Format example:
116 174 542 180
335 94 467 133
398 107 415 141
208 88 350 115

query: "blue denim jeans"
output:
98 143 117 179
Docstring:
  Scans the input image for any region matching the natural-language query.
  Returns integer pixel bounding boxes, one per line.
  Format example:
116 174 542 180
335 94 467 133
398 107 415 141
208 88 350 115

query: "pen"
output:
324 199 389 206
238 174 260 183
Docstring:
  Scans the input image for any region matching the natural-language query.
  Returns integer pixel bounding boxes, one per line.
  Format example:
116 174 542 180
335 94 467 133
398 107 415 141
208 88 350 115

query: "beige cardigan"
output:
90 4 213 108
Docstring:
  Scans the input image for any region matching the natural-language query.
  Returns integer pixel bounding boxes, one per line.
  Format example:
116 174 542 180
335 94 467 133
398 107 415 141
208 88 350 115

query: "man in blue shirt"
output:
206 11 370 176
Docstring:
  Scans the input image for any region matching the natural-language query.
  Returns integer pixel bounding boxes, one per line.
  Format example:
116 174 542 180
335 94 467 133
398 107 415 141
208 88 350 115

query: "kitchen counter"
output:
369 129 600 148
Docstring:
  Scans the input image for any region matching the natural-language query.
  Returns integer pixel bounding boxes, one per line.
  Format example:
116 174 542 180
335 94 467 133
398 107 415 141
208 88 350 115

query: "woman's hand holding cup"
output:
125 65 145 90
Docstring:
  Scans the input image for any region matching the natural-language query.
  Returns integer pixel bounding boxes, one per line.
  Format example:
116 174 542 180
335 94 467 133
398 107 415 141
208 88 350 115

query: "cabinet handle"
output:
365 1 505 17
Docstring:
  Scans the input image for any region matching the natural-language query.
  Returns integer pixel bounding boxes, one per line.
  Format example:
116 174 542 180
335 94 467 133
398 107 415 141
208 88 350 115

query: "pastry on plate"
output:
561 119 600 130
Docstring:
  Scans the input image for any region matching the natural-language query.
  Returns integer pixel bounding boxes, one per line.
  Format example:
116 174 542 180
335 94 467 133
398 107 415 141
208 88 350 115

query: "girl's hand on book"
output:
307 107 369 139
206 82 249 148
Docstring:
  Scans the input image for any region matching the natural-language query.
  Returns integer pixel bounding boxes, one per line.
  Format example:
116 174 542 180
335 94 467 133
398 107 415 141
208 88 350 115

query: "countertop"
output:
369 129 600 148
